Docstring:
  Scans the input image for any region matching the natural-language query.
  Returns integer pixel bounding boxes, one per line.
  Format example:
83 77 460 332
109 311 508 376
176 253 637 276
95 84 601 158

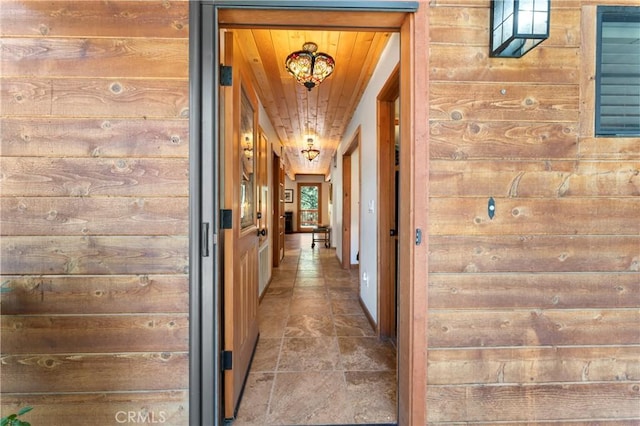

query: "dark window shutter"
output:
596 7 640 136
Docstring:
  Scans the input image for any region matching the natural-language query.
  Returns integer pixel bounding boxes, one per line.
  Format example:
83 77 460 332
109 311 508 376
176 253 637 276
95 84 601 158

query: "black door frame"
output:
189 2 420 425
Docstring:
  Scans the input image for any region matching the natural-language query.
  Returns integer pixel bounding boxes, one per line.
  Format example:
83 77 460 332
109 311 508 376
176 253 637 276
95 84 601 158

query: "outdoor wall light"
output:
490 0 550 57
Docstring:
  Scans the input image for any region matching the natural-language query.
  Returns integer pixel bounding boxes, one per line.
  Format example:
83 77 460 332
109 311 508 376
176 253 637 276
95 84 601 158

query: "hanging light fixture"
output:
301 137 320 162
285 42 335 91
490 0 550 57
300 92 320 161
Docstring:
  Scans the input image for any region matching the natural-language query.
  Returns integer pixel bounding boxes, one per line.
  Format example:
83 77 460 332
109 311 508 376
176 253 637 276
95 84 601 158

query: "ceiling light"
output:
285 42 335 91
301 137 320 162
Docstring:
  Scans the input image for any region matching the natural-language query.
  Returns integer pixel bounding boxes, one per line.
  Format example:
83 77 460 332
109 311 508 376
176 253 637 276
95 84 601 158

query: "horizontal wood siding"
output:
0 1 190 424
428 0 640 424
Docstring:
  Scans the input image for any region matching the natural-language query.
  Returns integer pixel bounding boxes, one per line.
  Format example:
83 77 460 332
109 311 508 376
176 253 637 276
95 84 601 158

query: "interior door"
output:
257 129 269 246
221 30 260 420
272 152 285 266
378 68 399 339
297 183 322 230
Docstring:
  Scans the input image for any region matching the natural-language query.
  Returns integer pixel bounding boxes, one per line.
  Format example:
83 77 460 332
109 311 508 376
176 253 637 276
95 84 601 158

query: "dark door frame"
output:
342 128 360 269
272 151 284 267
378 65 400 339
189 2 424 425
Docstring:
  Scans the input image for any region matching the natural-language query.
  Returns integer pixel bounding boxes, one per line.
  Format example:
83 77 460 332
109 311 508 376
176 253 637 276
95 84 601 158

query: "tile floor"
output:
232 233 397 425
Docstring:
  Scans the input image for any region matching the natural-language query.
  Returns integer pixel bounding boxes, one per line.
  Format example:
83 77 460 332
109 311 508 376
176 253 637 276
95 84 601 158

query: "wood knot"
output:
109 82 122 94
451 150 468 160
44 358 57 368
450 111 463 121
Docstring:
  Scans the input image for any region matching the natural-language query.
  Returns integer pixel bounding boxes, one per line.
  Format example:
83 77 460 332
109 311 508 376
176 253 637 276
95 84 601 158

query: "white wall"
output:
331 33 399 324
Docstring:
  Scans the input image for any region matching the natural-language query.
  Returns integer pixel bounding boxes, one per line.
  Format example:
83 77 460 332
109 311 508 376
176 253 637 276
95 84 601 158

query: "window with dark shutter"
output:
595 6 640 136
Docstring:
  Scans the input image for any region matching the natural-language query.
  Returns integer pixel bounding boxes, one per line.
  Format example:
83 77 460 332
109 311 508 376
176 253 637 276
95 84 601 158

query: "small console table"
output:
311 226 331 248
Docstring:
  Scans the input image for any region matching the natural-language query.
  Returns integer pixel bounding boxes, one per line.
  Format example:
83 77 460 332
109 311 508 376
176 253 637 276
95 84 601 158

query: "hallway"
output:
233 234 397 425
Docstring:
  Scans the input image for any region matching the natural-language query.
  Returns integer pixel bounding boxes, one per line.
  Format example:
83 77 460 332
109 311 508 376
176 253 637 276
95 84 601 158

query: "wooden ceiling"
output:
220 10 397 177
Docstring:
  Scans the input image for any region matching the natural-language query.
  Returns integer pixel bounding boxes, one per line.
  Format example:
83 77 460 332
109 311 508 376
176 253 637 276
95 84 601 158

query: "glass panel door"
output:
298 183 321 229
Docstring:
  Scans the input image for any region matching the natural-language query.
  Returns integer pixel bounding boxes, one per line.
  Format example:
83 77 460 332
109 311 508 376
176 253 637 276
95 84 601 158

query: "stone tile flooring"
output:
232 234 397 425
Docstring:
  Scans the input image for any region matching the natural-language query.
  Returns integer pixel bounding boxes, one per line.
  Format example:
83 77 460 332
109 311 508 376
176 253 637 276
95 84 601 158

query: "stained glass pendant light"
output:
301 137 320 162
285 42 335 91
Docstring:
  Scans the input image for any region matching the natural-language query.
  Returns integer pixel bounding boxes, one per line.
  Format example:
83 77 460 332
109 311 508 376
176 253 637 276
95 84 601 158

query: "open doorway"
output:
190 2 426 425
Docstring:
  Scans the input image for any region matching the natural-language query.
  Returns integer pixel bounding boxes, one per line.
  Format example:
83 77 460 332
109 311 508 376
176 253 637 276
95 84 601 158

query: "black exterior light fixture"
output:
490 0 550 57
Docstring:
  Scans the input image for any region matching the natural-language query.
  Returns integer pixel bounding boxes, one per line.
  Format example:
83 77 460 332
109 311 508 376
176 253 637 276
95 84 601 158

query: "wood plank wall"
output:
0 1 190 424
427 0 640 423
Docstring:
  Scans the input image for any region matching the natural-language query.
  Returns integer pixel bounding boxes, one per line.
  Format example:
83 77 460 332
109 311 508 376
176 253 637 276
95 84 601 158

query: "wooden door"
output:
378 67 400 339
256 129 269 293
257 129 269 246
221 30 260 420
272 153 285 266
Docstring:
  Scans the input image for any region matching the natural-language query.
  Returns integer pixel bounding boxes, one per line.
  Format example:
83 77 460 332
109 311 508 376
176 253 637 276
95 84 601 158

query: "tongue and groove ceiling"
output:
219 9 398 177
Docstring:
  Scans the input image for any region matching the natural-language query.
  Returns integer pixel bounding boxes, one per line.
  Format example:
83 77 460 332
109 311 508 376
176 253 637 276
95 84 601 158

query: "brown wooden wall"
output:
0 1 190 424
427 0 640 423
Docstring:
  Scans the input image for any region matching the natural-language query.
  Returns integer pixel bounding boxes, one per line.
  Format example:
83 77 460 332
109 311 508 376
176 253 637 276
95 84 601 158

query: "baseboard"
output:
358 295 377 333
259 276 272 302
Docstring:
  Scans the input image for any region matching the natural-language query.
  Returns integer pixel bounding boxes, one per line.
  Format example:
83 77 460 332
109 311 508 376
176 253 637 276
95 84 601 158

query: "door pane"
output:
299 184 320 228
240 86 255 229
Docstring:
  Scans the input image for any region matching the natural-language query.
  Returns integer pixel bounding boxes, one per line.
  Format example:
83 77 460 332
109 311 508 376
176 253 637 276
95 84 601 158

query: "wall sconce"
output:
243 136 253 160
490 0 550 57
